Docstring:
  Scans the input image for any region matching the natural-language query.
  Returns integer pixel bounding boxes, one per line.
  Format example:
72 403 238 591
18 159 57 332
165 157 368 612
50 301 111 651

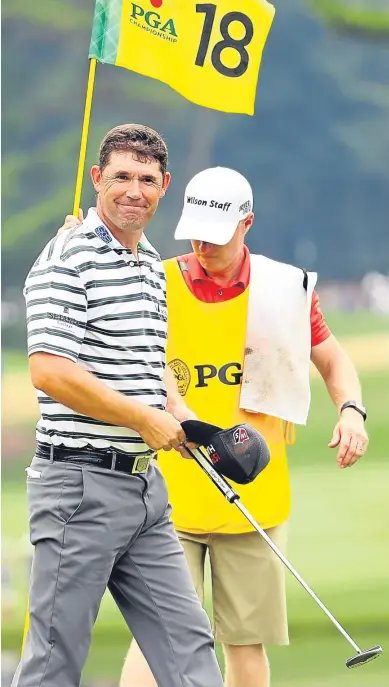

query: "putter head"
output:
346 645 383 669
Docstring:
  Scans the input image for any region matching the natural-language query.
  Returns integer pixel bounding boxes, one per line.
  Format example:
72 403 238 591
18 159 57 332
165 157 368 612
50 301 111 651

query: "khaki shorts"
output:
177 524 289 646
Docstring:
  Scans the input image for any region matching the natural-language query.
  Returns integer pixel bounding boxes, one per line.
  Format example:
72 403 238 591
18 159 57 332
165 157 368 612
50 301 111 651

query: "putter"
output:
186 444 383 669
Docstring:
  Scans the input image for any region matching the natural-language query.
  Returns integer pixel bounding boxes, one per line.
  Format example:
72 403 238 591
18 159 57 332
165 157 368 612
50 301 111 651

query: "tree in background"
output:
310 0 389 37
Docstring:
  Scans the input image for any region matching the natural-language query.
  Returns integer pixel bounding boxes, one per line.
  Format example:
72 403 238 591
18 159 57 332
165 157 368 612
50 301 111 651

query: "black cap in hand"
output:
181 420 270 485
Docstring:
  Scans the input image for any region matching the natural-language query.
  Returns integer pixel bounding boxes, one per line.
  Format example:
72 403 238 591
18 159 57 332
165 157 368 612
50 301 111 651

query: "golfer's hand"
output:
57 209 84 234
137 407 186 452
168 405 199 459
175 440 198 459
165 396 198 459
328 408 369 468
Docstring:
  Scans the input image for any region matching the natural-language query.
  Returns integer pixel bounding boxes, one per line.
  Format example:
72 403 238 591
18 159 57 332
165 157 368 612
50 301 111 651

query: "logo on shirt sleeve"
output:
48 306 79 333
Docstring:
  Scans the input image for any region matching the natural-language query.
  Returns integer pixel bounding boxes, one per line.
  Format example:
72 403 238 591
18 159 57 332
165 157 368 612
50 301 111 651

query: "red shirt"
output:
176 247 331 347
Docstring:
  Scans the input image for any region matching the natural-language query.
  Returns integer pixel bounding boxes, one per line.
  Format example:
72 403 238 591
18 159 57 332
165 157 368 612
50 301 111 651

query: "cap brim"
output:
181 420 223 445
174 217 237 246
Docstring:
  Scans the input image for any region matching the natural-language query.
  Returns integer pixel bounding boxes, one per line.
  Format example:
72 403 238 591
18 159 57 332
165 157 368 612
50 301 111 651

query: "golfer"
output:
12 126 224 687
61 166 369 687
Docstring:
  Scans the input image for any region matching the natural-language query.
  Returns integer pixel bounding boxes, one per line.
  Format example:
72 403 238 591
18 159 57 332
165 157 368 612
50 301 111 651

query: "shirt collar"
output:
83 208 160 257
183 245 250 287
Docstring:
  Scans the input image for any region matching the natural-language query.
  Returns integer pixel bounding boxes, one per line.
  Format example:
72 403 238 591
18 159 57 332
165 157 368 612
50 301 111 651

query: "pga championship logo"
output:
130 1 178 42
168 359 243 397
168 359 191 397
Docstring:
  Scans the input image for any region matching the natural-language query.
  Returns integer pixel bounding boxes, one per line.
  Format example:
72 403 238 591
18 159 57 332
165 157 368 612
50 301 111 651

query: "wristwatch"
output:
340 401 367 422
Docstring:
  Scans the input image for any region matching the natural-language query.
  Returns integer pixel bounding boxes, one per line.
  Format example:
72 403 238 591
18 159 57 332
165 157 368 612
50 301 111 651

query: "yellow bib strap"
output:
284 421 296 446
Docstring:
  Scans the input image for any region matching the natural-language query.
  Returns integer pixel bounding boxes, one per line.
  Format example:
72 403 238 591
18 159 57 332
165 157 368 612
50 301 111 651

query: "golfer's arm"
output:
29 352 151 431
164 365 196 421
311 334 362 412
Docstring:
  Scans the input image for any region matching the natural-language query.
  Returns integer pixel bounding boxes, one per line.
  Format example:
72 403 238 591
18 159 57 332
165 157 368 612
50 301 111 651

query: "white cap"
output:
174 167 253 246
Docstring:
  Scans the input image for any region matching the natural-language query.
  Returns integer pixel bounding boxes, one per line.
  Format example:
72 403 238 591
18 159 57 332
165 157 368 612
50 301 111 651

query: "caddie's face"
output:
192 214 253 272
91 151 170 234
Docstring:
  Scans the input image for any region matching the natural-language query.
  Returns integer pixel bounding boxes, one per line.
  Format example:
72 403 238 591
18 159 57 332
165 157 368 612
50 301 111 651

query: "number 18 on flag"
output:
89 0 275 115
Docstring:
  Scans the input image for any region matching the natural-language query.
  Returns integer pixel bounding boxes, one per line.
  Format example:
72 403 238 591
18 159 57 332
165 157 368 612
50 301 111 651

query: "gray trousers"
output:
12 456 223 687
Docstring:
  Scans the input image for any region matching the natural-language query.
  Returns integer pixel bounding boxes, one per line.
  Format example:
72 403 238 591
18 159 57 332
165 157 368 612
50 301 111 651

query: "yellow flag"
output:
89 0 275 115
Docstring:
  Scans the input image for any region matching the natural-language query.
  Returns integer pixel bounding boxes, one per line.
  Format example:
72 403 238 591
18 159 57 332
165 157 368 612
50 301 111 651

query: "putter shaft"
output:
235 501 362 654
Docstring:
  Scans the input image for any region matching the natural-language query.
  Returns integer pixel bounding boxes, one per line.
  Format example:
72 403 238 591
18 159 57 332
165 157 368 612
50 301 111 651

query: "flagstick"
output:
21 602 29 655
73 57 97 215
20 58 97 657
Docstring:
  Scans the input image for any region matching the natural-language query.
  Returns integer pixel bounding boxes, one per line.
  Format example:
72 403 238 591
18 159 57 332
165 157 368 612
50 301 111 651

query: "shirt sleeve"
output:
310 290 331 347
24 258 87 362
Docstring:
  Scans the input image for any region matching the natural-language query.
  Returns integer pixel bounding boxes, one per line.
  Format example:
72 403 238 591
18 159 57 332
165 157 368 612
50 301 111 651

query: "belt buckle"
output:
131 456 151 474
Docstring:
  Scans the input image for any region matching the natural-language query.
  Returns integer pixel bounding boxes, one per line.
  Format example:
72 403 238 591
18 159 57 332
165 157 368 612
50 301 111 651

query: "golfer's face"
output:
92 151 170 232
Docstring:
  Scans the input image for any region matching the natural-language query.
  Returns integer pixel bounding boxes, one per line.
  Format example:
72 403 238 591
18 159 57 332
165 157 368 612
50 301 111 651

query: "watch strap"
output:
340 401 367 421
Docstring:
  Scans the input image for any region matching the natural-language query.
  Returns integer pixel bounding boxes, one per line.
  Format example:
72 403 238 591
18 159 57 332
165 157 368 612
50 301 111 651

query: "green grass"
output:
290 370 389 468
268 634 389 687
1 350 28 376
322 309 388 338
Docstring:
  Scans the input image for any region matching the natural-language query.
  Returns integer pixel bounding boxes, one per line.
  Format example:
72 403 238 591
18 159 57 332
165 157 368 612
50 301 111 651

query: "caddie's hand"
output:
137 407 186 452
328 408 369 468
169 403 197 424
57 209 84 234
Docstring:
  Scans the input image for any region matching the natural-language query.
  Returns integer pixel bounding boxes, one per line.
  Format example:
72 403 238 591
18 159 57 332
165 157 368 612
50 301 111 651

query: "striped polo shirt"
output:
24 208 168 456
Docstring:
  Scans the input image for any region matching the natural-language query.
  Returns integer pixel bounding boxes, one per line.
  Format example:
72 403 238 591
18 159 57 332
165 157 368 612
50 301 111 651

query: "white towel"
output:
239 254 317 425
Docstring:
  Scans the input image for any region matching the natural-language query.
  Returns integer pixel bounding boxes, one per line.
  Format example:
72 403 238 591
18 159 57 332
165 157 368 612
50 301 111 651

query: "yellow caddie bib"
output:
159 258 291 534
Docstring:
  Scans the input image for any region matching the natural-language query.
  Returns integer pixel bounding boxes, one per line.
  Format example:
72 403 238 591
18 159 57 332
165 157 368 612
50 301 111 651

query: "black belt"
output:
35 442 153 476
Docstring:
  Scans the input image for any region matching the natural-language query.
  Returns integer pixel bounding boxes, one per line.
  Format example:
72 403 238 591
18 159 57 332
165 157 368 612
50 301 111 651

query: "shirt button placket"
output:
132 253 143 294
127 254 142 293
